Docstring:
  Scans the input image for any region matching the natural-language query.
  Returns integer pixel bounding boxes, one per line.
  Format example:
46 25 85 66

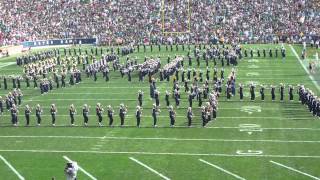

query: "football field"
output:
0 44 320 179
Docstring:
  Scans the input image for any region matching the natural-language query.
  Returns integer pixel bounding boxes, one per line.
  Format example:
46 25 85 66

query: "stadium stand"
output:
0 0 319 46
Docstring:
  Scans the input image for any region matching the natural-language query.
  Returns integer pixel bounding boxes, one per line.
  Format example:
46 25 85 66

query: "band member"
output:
82 104 89 126
35 104 42 126
250 83 255 101
201 106 207 127
169 105 176 127
226 85 231 100
289 85 294 101
174 89 180 108
50 104 57 126
152 104 160 127
25 105 31 126
187 107 193 127
154 90 160 107
271 85 276 101
138 90 143 107
96 103 104 126
119 104 127 127
165 90 170 107
17 89 23 105
281 46 286 59
198 89 203 107
239 84 244 101
107 105 114 126
260 85 265 101
11 104 18 126
136 106 142 127
188 91 193 107
280 83 284 102
69 104 76 126
0 96 3 115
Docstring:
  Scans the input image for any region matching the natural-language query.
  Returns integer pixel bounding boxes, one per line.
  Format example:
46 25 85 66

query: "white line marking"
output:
0 149 318 158
289 45 320 92
270 160 320 180
0 135 320 143
0 155 25 180
236 150 263 155
0 62 16 69
129 157 170 180
63 155 97 180
199 159 246 180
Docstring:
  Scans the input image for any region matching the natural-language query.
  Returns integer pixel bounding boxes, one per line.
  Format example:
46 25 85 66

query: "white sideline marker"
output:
270 160 320 180
199 159 246 180
289 45 320 92
63 156 97 180
0 155 25 180
129 157 170 180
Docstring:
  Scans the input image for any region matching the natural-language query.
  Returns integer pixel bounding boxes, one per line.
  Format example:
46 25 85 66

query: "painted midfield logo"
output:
240 106 262 114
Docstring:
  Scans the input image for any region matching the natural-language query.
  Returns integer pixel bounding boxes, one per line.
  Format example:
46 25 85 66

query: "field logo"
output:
248 64 259 69
236 150 263 155
240 106 261 114
246 72 260 77
239 124 262 134
248 59 259 63
245 81 260 86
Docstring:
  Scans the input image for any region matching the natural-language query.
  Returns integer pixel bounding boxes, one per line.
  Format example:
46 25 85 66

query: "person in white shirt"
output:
64 162 79 180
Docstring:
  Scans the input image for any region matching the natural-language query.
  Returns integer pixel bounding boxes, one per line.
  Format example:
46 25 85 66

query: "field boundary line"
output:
289 44 320 92
63 155 97 180
0 149 320 158
270 160 320 180
1 135 320 143
199 159 246 180
0 155 25 180
129 157 170 180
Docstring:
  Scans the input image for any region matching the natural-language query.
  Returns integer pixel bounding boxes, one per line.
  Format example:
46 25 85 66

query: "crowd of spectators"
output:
0 0 319 46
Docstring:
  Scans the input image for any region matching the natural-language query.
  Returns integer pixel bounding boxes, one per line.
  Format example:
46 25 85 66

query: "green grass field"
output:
0 44 320 180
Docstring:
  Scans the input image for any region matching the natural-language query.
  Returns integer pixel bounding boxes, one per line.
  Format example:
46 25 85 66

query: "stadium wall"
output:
22 38 97 48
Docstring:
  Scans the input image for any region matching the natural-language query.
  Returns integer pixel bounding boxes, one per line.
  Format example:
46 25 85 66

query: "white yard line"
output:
270 160 320 180
63 155 97 180
289 45 320 92
0 149 318 158
0 155 25 180
199 159 246 180
129 157 170 180
0 135 320 143
0 62 16 69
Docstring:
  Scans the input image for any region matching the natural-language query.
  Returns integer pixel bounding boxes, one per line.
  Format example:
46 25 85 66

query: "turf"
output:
0 44 319 179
